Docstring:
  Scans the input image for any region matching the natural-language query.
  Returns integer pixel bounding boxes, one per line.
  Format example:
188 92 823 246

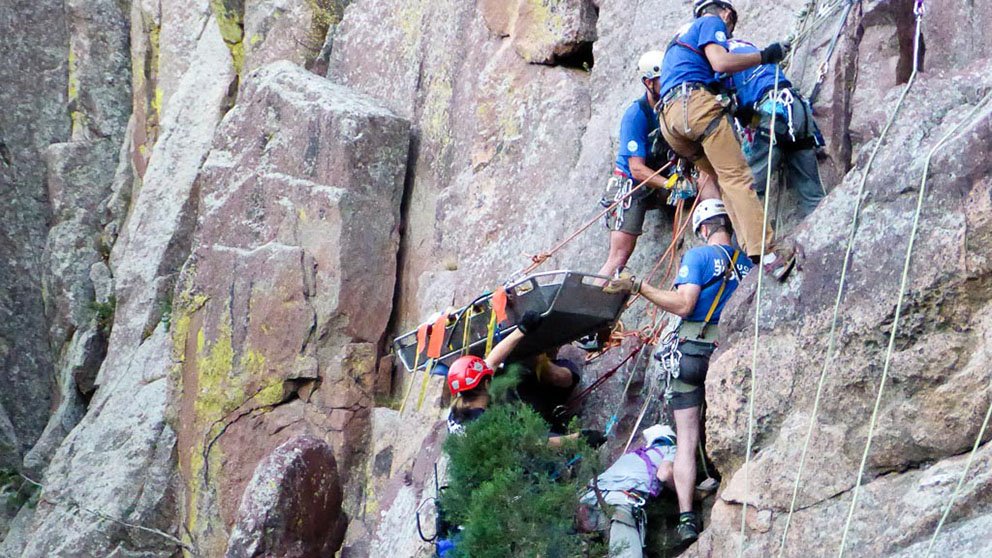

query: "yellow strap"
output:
461 308 474 355
702 250 740 325
398 350 422 414
415 359 435 411
484 308 498 356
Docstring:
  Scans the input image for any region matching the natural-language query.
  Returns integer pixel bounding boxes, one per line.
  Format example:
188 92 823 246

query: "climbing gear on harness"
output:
447 355 493 395
692 198 730 235
600 172 635 231
638 50 665 80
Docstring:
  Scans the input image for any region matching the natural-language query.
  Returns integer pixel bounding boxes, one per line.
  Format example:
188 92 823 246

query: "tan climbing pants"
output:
660 89 774 257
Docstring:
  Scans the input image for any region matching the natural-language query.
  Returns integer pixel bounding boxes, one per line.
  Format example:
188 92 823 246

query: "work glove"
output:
603 271 641 295
580 429 608 449
518 311 544 335
760 42 790 65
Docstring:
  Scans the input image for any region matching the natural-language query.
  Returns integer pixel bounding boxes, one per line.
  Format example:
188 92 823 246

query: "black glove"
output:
518 311 544 335
580 429 608 448
760 42 789 65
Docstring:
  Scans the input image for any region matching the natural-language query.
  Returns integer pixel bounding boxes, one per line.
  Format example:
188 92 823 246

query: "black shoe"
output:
676 511 701 545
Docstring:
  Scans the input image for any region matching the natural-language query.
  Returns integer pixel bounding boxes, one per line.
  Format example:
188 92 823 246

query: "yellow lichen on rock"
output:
210 0 245 74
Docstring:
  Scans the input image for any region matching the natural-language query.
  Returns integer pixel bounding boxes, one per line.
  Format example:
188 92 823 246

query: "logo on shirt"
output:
715 31 727 42
627 140 639 152
679 265 689 278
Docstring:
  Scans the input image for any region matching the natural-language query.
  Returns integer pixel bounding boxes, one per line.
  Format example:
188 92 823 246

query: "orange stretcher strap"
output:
492 287 508 323
427 314 448 359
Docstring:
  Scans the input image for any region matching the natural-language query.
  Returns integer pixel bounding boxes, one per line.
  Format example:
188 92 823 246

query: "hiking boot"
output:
676 511 702 545
761 240 801 282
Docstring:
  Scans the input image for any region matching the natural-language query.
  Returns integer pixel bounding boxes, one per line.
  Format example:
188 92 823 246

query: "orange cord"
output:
511 163 674 279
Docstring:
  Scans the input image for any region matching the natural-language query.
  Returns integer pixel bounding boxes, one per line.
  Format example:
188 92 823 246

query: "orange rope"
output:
513 163 674 278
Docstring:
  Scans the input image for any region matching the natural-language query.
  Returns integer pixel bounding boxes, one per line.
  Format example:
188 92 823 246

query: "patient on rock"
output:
578 424 678 558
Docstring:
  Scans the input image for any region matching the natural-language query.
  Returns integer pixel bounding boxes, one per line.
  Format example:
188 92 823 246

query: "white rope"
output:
835 10 970 555
776 7 925 555
737 64 781 558
921 90 992 557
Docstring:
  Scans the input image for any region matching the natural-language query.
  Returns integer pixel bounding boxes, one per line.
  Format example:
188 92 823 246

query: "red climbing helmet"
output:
447 355 494 395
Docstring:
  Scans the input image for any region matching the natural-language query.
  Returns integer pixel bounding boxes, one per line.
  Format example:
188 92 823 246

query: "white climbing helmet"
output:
693 0 737 18
638 50 665 80
642 424 677 446
692 198 730 235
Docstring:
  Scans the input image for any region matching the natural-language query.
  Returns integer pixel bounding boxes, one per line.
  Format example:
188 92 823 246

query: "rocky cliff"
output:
0 0 990 557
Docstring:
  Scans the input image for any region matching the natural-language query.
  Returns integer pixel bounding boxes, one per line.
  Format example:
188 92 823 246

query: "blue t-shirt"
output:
615 95 659 177
674 245 753 323
658 16 730 99
727 39 792 107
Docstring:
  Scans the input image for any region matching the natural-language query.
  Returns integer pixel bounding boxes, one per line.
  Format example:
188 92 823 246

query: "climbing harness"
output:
737 64 780 558
775 2 926 553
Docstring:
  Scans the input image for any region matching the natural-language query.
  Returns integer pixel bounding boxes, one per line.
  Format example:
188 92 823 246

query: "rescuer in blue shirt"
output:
606 198 752 545
657 0 798 281
596 51 675 279
728 39 826 216
596 51 722 281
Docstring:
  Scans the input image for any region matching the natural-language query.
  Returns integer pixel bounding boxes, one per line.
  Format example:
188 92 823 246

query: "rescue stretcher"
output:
392 271 631 373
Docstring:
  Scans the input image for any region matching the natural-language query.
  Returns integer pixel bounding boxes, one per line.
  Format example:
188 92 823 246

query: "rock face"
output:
225 436 346 558
0 0 65 465
4 0 992 557
171 61 408 556
4 13 237 558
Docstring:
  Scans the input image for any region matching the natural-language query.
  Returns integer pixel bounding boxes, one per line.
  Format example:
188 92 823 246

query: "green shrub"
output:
441 403 606 558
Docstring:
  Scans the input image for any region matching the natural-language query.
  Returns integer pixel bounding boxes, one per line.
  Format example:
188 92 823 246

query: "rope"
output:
926 367 992 555
565 346 643 410
893 91 992 556
776 6 926 553
510 163 673 280
835 6 927 554
737 64 781 558
808 1 859 104
18 473 194 554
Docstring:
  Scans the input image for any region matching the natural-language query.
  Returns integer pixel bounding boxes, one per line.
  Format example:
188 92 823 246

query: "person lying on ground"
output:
577 424 677 558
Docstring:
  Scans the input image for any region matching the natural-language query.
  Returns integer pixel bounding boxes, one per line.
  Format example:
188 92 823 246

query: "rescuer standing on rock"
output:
657 0 797 279
597 51 720 279
727 38 826 216
606 199 752 545
596 51 676 279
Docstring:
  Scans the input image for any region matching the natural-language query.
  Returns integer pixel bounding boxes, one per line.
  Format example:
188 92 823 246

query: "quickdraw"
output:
601 174 635 231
